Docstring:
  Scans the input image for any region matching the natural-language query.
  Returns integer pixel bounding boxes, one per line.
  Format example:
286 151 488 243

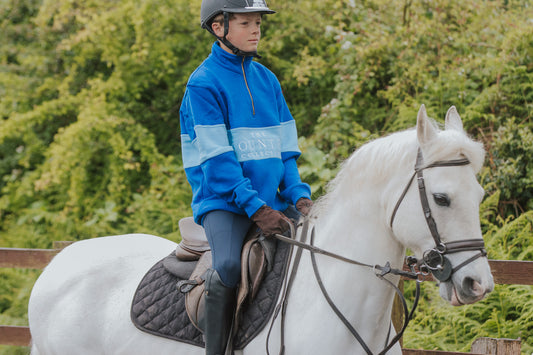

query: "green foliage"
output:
32 0 209 155
404 282 533 354
0 0 57 119
308 0 533 219
1 0 203 246
0 96 80 193
485 211 533 261
0 0 531 353
486 118 533 215
259 1 340 136
0 269 38 355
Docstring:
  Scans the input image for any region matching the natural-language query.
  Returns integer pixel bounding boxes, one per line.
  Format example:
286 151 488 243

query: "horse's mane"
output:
314 119 485 214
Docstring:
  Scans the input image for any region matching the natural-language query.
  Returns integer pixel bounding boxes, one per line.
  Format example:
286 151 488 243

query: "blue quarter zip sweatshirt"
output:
180 42 311 224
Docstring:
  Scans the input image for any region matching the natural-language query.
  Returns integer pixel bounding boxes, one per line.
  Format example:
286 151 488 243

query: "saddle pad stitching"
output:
130 239 290 349
133 269 178 326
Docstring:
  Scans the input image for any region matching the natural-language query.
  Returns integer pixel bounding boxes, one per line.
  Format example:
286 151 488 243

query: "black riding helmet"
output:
200 0 275 57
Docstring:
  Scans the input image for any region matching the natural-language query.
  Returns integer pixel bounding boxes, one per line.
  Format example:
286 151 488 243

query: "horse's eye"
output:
433 193 450 207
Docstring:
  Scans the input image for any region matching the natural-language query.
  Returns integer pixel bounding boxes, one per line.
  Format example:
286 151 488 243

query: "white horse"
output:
28 105 494 355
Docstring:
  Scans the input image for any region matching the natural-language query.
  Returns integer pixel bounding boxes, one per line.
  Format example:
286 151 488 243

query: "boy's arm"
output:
279 156 311 205
273 79 312 205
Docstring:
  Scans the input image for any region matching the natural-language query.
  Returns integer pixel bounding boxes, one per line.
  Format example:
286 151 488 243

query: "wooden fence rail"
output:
0 248 57 269
0 326 31 347
0 246 530 353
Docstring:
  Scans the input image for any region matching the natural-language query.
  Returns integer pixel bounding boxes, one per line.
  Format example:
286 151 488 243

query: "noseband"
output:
390 148 487 282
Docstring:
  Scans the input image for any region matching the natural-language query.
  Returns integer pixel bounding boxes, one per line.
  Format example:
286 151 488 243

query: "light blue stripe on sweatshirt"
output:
230 122 300 162
182 124 233 168
195 124 234 164
280 121 300 153
181 134 200 169
182 122 301 168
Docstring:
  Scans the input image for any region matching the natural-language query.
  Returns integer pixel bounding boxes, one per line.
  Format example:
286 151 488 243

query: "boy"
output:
179 1 312 353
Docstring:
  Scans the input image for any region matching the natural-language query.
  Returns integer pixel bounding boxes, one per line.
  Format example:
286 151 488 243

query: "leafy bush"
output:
485 118 533 216
307 0 533 219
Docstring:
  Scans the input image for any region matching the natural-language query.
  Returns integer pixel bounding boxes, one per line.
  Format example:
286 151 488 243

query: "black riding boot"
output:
202 269 236 355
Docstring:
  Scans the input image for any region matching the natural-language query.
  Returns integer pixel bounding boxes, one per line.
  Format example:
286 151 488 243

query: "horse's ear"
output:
445 106 464 132
417 104 437 145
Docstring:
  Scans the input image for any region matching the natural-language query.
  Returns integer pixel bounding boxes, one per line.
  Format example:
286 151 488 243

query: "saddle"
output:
130 217 293 349
173 217 277 332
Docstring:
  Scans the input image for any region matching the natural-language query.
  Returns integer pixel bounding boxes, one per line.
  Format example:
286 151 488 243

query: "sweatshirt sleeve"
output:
279 157 311 204
273 79 312 204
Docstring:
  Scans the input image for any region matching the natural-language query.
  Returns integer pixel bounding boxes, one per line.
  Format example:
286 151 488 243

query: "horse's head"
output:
391 105 494 306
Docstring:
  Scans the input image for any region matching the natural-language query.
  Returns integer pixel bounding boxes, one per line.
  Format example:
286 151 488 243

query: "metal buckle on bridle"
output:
406 255 430 282
422 248 445 271
422 242 447 271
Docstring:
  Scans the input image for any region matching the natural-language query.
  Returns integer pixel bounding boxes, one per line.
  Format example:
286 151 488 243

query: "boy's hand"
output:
296 198 313 216
251 205 291 236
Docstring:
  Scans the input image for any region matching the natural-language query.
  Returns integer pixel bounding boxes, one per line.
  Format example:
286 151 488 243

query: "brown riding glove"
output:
251 205 292 236
296 197 313 216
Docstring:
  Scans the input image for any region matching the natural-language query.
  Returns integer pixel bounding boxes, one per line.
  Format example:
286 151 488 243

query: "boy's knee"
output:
217 259 241 288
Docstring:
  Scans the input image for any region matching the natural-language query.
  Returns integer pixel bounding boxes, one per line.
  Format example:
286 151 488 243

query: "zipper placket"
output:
241 57 256 116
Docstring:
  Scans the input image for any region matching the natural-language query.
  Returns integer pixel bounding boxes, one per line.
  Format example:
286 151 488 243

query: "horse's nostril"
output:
463 277 484 298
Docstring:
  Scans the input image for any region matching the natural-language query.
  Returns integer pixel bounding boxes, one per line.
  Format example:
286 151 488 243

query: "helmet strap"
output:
207 12 261 58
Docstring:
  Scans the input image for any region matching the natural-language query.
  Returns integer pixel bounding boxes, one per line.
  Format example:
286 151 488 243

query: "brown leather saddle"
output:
174 217 277 333
130 217 292 349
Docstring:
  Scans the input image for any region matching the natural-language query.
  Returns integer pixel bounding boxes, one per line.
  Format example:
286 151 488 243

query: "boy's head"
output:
212 12 262 54
200 0 275 57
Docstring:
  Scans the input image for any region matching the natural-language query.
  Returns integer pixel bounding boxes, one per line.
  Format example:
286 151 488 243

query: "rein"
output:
267 219 422 355
272 227 418 280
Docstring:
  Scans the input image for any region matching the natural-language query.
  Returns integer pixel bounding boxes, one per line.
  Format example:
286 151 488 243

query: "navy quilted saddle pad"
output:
130 238 290 349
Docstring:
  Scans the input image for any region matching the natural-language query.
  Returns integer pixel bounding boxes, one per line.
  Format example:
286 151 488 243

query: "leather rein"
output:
265 147 487 354
268 220 421 355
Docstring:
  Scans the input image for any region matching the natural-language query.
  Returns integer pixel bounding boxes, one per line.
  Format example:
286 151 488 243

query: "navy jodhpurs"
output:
202 210 252 288
202 206 299 288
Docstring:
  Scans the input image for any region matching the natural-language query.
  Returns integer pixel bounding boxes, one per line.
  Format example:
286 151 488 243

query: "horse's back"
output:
29 234 179 354
30 234 175 301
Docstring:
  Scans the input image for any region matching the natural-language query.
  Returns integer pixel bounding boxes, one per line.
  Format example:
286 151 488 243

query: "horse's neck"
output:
314 188 404 266
288 193 404 352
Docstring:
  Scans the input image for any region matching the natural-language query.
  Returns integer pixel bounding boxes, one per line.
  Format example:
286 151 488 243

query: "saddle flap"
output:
234 233 275 334
247 239 269 300
181 251 212 332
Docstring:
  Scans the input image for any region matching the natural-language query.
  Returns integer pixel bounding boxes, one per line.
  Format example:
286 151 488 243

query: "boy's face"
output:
212 13 262 54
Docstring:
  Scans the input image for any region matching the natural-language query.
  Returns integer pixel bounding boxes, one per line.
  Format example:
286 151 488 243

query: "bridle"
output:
390 148 487 282
266 147 488 355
